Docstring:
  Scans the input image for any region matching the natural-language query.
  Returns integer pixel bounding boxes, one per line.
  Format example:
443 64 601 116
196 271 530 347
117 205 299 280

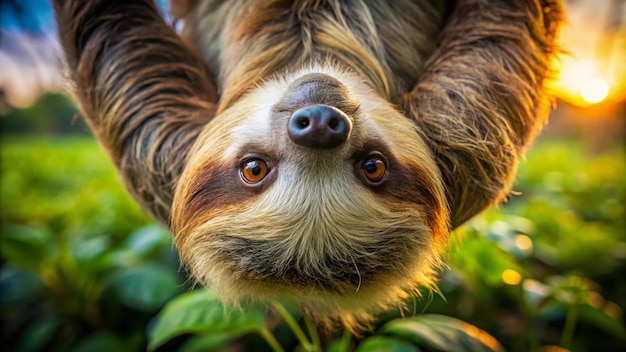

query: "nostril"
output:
287 104 353 149
296 116 310 129
328 117 340 130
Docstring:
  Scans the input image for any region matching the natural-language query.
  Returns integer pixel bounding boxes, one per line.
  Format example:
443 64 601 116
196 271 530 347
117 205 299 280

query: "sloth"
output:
53 0 562 328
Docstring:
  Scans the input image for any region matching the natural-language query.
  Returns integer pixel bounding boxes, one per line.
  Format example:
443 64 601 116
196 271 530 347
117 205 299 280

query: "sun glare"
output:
547 57 616 107
580 77 610 104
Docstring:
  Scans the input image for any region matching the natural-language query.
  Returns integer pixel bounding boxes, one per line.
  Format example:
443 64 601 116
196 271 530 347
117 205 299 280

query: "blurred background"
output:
1 0 624 351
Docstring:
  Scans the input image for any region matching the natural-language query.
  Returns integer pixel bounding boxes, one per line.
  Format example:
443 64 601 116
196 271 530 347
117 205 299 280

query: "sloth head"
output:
171 67 450 327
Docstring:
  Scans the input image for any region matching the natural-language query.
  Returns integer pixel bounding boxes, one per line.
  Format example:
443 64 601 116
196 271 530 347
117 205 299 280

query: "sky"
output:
0 0 168 32
0 0 62 108
0 0 168 108
0 0 55 33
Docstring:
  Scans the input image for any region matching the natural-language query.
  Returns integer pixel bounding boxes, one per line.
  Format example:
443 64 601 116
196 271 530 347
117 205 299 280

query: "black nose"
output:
287 104 352 149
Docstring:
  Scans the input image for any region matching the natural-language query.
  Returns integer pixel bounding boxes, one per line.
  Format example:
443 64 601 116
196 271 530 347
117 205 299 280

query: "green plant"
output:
1 136 624 351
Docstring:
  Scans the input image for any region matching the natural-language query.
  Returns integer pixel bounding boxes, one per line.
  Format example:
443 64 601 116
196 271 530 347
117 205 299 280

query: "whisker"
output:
351 256 362 293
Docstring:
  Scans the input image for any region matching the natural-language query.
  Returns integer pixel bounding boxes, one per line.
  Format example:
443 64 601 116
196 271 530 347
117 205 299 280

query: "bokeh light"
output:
502 269 523 286
514 234 533 253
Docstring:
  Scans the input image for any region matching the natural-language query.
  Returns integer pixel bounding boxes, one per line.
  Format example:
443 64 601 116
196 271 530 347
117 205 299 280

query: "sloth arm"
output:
400 0 562 227
52 0 217 224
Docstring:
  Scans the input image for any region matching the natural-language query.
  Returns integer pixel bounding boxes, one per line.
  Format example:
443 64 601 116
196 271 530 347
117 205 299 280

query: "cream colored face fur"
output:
171 66 449 325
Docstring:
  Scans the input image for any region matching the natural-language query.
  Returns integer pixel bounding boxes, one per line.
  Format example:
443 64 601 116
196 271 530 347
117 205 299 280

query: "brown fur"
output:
53 0 563 329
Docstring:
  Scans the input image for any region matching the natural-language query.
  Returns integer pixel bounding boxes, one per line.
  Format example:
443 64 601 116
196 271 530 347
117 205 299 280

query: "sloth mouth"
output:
212 233 416 294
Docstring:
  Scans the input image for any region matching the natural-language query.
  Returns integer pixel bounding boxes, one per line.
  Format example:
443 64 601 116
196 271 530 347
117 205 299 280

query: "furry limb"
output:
52 0 217 223
401 0 563 227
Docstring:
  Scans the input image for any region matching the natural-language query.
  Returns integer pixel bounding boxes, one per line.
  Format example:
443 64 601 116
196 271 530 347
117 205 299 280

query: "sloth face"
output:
171 67 449 322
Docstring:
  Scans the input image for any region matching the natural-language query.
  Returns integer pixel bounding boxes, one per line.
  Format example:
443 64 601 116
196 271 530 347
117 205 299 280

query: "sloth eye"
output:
240 159 270 184
362 155 387 183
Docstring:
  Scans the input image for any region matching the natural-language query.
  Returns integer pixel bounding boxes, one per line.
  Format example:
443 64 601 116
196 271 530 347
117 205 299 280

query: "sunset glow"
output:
547 56 618 107
580 77 610 104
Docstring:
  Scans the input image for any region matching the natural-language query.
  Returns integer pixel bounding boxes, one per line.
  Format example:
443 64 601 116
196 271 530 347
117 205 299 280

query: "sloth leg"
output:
52 0 217 224
401 0 563 227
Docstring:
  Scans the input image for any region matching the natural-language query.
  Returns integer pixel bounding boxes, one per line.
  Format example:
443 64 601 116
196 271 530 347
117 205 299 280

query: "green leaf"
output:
70 235 111 263
0 265 44 307
356 335 421 352
178 332 244 352
18 315 63 352
380 314 504 352
0 224 50 272
448 234 522 287
125 225 171 256
577 304 626 339
107 263 180 311
72 333 127 352
147 288 267 351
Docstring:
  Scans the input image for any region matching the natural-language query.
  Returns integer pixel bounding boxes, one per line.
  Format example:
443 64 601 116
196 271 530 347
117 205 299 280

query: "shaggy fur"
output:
53 0 562 329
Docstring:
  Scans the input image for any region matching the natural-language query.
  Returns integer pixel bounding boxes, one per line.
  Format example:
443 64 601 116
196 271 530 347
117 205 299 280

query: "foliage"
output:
0 137 182 351
1 93 91 136
1 131 624 351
